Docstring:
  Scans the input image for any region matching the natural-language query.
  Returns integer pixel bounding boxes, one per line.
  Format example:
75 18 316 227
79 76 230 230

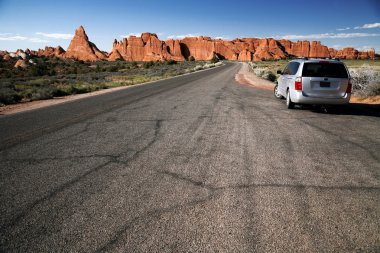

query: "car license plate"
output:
320 81 330 87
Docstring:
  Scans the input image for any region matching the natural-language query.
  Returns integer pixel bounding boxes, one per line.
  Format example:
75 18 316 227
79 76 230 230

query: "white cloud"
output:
0 34 49 43
167 34 200 39
273 32 380 40
35 32 73 39
0 35 28 41
120 33 142 38
336 22 380 31
215 36 230 40
356 45 376 51
354 22 380 29
337 27 350 31
29 37 50 43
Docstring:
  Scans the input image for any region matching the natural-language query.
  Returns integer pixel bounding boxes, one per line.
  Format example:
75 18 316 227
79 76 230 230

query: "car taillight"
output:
346 79 352 93
295 77 302 91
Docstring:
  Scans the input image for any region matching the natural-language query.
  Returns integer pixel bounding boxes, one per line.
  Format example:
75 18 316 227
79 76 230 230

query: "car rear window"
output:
302 63 348 78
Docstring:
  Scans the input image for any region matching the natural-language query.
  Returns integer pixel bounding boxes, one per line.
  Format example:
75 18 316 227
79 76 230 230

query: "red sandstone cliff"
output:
8 26 375 62
64 26 106 61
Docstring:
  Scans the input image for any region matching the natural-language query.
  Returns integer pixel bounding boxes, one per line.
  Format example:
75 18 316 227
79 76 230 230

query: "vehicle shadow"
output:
300 103 380 117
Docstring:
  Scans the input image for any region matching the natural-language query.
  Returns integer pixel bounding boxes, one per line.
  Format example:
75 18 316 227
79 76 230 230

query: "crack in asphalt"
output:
93 165 380 252
0 119 164 234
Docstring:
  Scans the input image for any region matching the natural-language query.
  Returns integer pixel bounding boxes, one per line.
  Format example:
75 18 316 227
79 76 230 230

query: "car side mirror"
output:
277 70 282 75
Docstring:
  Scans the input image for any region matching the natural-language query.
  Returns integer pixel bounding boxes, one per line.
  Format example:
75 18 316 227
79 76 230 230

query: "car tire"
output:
286 90 295 109
274 84 284 99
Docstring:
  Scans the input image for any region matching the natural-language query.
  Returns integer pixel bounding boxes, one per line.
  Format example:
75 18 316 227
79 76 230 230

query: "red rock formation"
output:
252 39 285 60
108 47 123 61
64 26 106 61
335 47 358 59
238 49 252 61
214 40 239 60
37 46 65 58
309 41 330 58
165 39 185 61
358 48 375 60
125 36 145 61
328 48 337 58
278 40 292 53
180 36 215 60
108 33 375 61
14 59 28 68
3 54 11 61
4 26 375 62
142 33 171 61
289 41 310 57
0 50 7 58
368 48 375 59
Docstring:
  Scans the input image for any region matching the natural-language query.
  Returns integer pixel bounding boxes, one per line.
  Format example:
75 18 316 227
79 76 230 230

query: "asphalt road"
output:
0 62 379 252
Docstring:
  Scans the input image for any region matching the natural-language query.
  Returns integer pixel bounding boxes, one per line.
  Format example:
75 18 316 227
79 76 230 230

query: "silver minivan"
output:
274 59 352 109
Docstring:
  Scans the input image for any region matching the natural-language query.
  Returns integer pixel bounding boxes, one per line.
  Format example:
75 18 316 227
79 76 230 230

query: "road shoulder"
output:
235 62 275 90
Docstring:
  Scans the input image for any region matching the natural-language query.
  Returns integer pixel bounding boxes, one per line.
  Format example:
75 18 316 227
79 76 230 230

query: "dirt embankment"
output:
235 63 275 90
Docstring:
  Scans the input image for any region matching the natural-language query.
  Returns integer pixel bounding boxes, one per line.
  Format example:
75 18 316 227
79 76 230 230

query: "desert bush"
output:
29 63 50 76
108 65 119 72
143 61 155 69
248 62 257 69
263 71 276 82
166 59 177 65
0 88 22 104
203 63 215 69
18 86 55 101
349 65 380 97
252 66 278 82
253 67 268 77
210 55 219 63
194 65 203 71
188 56 195 61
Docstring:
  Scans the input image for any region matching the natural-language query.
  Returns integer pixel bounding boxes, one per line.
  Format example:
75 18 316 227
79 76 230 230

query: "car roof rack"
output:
294 57 341 61
296 57 309 60
303 57 341 61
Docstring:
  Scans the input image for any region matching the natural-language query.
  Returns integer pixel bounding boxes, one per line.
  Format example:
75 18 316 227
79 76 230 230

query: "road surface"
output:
0 63 379 252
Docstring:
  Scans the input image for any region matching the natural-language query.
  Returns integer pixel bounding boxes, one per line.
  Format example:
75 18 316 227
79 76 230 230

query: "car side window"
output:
283 62 300 75
283 64 291 75
289 62 300 75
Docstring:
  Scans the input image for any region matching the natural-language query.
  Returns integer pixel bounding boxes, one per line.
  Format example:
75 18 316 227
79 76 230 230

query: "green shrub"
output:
131 61 138 68
0 88 22 104
143 61 155 69
108 65 119 72
266 72 277 82
166 59 177 65
210 55 219 63
30 63 49 76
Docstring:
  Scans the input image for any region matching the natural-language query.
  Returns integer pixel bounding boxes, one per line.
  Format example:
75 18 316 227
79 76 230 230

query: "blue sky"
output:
0 0 379 52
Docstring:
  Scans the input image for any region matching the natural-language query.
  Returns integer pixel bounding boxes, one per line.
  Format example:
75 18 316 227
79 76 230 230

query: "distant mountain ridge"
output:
1 26 376 62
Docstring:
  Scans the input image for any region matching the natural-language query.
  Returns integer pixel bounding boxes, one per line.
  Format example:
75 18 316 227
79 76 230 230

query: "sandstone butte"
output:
2 26 376 62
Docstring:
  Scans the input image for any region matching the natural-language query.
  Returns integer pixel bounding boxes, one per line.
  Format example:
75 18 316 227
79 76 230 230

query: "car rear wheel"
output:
274 84 283 99
286 90 295 109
